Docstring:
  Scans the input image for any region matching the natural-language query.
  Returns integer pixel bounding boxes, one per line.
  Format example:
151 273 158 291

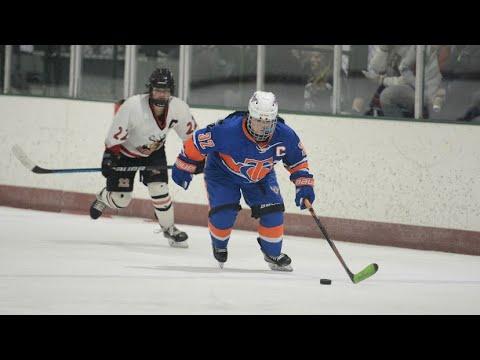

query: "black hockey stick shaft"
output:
11 144 172 174
304 199 355 280
30 165 173 174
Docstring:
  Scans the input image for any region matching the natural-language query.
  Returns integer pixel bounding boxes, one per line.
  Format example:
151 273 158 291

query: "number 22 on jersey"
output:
198 132 215 149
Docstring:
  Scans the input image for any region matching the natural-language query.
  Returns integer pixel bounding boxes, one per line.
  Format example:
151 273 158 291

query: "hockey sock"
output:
208 207 237 249
258 212 284 257
208 221 232 249
148 182 174 229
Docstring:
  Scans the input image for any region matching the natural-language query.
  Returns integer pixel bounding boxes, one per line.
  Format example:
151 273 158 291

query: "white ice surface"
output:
1 206 479 314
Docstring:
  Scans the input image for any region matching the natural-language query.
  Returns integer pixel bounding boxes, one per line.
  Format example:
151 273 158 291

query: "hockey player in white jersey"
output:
90 68 199 248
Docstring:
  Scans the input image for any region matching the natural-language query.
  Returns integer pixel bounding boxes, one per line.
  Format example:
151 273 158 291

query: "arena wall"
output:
1 95 479 254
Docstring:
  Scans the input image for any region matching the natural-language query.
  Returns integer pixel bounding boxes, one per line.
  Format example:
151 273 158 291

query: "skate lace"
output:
93 200 106 211
267 253 286 262
165 225 181 236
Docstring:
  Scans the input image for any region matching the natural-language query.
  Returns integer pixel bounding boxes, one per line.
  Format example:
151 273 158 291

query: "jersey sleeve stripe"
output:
285 158 308 170
105 144 122 155
287 161 310 174
184 135 205 161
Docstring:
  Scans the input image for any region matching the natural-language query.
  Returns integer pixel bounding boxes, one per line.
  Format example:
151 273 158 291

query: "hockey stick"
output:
304 199 378 284
11 144 172 174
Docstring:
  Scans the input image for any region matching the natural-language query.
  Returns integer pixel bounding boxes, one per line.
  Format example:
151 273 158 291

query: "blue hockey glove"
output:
290 172 315 210
172 154 200 190
295 186 315 210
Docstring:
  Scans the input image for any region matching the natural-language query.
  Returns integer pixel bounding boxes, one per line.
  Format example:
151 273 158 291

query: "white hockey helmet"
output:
247 91 278 141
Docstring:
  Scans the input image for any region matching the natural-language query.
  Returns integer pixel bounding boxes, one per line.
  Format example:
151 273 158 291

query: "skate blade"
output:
218 262 224 269
168 239 189 248
268 263 293 272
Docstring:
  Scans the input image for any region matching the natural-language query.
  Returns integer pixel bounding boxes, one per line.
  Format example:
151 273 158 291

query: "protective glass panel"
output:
428 45 480 122
79 45 125 101
0 45 4 92
9 45 70 97
338 45 375 116
264 45 334 113
340 45 416 119
135 45 180 96
189 45 257 109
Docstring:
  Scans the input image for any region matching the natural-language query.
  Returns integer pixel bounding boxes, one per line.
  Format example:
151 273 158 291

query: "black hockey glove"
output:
101 150 121 178
193 159 206 174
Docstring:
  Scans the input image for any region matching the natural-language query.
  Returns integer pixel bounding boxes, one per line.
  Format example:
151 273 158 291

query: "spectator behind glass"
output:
440 45 480 122
301 50 333 112
362 45 443 118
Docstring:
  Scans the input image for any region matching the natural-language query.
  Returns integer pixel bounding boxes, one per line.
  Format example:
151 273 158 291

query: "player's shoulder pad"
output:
122 94 144 108
113 98 126 114
115 94 139 114
275 116 291 131
225 110 246 120
169 96 188 108
275 116 298 138
206 111 245 129
167 96 192 121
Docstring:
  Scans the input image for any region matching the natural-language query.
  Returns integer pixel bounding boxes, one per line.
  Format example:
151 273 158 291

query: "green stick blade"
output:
352 263 379 284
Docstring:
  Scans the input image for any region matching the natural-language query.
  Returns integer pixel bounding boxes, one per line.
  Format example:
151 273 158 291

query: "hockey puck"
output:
320 279 332 285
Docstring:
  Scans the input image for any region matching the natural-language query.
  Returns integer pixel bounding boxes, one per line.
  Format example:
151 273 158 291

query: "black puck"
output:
320 279 332 285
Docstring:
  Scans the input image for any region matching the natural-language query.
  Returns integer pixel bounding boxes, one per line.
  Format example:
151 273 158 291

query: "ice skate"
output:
212 246 228 269
89 190 107 220
163 225 189 248
263 253 293 272
257 238 293 272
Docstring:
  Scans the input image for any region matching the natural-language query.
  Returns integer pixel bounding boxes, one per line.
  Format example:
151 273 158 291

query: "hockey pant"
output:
100 148 174 229
205 171 285 257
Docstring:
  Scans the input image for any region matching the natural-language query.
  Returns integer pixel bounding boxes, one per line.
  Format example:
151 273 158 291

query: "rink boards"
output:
0 95 479 255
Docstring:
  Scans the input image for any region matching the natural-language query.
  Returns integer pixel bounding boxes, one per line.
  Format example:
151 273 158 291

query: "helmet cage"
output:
247 114 277 142
247 91 278 141
147 68 175 107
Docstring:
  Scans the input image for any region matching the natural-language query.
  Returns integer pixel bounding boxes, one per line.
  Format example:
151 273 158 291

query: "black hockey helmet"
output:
147 68 175 107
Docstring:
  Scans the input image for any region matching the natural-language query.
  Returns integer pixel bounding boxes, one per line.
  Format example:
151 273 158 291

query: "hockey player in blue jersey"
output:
171 91 316 271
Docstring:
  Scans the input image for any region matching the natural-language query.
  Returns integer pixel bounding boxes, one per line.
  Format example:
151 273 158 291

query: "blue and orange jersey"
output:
181 111 311 185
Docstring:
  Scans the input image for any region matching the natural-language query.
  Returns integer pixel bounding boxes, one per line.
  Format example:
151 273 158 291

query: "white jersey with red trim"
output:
105 94 197 158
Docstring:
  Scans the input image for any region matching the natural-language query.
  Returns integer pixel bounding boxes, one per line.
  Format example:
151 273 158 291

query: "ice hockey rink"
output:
1 206 480 315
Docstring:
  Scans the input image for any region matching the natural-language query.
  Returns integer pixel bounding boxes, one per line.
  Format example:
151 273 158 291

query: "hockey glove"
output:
193 159 206 174
290 172 315 210
172 154 201 190
101 149 121 178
